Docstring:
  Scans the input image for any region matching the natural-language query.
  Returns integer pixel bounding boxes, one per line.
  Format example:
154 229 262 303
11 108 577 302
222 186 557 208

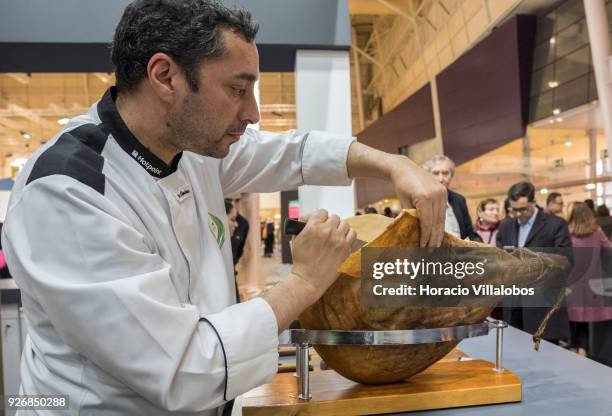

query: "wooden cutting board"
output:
242 359 521 415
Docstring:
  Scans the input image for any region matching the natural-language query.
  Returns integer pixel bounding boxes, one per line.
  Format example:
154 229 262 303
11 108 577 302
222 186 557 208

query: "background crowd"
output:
367 154 612 368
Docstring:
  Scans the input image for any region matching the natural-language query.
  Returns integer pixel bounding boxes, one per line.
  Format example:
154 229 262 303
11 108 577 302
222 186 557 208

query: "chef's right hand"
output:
290 209 356 302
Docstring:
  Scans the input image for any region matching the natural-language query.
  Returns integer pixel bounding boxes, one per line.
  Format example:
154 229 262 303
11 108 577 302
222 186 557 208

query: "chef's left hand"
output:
347 141 446 247
388 156 447 247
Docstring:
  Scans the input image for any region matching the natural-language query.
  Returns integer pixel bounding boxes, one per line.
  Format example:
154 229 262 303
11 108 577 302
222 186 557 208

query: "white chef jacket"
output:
1 87 354 415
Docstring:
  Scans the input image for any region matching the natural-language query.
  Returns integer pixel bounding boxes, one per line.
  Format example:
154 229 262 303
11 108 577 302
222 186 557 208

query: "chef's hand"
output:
388 157 447 247
346 141 446 247
262 209 356 332
291 209 356 302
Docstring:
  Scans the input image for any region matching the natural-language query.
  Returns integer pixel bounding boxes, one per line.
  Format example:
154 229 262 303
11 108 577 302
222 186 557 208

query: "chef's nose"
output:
241 88 260 126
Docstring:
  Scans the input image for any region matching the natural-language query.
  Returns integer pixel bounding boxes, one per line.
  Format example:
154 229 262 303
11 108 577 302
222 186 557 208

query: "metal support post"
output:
297 343 311 400
492 320 508 373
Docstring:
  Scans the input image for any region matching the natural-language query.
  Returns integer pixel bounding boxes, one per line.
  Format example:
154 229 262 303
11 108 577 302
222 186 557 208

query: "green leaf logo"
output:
208 213 225 249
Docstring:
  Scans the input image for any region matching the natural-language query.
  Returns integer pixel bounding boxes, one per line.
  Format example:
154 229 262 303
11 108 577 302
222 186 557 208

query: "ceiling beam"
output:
259 119 296 127
375 0 413 20
0 117 23 131
6 73 30 85
0 105 88 118
349 0 413 16
438 0 451 15
365 17 414 93
352 26 366 132
355 46 383 68
259 104 296 113
7 104 58 130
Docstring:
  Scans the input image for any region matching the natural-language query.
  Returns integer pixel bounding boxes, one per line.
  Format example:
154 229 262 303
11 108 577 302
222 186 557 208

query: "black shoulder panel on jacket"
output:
26 123 108 194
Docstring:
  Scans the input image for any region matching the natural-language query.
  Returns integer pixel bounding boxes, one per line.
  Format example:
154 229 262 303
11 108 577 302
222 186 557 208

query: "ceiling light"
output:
549 119 555 124
548 81 559 88
384 199 389 203
57 118 69 125
565 141 572 147
10 158 28 168
540 188 549 194
556 117 563 122
550 37 556 44
586 183 596 190
553 108 561 115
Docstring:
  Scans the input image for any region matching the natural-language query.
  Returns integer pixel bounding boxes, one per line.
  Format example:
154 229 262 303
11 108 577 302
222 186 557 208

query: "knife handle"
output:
284 218 306 236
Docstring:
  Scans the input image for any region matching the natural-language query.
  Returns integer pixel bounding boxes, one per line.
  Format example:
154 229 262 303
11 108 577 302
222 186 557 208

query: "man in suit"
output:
229 196 249 266
423 155 480 241
543 192 564 217
496 181 571 343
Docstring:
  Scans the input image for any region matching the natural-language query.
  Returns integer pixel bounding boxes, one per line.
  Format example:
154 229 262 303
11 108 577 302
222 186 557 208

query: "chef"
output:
1 0 446 414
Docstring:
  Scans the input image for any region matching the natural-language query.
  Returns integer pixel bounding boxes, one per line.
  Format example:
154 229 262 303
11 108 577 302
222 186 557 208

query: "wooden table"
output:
243 352 521 415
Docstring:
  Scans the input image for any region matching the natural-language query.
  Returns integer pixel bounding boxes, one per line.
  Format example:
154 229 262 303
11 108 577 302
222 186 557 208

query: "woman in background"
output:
595 204 612 240
567 202 612 363
474 198 500 245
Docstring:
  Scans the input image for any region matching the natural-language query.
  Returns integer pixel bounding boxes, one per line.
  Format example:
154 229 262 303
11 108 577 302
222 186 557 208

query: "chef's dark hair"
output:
111 0 259 94
508 181 535 202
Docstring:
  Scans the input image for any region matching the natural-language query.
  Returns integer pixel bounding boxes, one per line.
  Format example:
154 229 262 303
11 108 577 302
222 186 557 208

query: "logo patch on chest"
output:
176 185 192 202
208 213 226 249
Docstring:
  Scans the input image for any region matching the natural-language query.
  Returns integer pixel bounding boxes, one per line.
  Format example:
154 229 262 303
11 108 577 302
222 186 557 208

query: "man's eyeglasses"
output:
511 204 532 213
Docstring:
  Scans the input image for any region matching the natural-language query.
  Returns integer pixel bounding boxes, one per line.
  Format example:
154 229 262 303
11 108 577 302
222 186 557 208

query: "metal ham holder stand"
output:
280 319 509 401
281 220 510 401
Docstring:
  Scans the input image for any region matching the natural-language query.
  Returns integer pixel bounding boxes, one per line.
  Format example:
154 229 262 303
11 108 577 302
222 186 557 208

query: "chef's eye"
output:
232 87 246 97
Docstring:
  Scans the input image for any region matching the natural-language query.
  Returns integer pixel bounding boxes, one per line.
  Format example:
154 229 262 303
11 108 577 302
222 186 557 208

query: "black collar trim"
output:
97 87 182 179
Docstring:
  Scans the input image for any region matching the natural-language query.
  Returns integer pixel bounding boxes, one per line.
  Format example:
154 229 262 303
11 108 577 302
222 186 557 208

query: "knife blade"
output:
283 218 366 253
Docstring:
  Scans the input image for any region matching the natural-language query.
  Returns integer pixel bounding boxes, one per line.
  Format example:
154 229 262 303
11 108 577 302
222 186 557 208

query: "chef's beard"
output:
167 92 241 159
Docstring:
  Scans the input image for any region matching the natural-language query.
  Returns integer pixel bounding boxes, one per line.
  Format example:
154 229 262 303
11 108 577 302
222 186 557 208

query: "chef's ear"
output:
146 52 185 104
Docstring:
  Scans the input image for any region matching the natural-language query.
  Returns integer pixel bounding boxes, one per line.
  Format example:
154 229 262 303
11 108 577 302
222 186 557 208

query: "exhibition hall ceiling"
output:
348 0 559 132
0 72 296 173
0 0 581 179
